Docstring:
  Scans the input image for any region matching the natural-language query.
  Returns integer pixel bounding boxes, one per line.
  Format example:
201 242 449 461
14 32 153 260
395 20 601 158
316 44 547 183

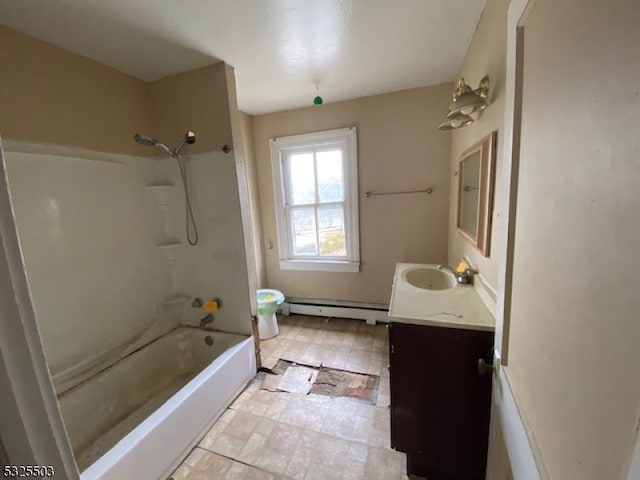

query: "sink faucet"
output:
437 264 474 285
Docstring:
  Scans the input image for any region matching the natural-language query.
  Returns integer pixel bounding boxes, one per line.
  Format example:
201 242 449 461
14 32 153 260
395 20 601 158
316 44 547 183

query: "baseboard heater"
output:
280 297 389 325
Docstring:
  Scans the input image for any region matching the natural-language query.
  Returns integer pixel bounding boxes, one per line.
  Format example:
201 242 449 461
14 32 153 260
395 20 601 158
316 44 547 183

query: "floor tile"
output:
169 448 234 479
200 431 246 458
170 314 407 480
284 445 313 480
223 410 261 440
265 423 303 453
363 446 406 480
224 461 277 480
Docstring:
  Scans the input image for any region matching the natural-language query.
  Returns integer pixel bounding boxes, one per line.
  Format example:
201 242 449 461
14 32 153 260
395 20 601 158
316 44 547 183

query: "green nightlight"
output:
313 95 323 106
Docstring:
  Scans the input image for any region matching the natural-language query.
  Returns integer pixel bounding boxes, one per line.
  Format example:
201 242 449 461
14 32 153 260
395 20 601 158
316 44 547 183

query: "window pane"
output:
292 208 318 255
318 206 346 256
316 150 344 203
288 153 315 205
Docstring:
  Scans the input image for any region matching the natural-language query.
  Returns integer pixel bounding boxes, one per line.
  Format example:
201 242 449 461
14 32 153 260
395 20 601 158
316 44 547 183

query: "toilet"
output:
256 289 285 340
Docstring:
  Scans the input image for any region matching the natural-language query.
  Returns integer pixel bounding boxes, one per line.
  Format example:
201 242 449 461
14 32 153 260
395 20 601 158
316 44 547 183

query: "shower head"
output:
133 133 158 147
134 133 173 156
133 131 195 157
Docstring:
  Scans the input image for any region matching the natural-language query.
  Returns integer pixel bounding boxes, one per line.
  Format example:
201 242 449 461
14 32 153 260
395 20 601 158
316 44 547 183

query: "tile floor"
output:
169 314 408 480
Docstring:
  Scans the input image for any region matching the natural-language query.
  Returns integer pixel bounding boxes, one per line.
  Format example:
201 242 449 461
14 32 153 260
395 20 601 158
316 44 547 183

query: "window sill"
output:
279 259 360 273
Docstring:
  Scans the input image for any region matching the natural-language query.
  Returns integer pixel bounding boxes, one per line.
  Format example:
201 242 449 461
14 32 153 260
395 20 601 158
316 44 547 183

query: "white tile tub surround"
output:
80 330 256 480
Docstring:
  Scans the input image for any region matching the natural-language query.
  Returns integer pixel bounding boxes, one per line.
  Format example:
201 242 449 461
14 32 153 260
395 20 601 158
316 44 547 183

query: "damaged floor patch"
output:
277 365 318 394
311 368 379 403
261 359 379 404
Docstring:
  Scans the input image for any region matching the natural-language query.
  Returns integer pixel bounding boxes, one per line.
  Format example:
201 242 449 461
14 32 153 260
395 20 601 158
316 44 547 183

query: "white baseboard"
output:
282 301 389 325
493 363 542 480
628 434 640 480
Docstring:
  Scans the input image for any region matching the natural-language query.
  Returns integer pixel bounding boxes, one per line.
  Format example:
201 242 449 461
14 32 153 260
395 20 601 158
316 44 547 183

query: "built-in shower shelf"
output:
161 294 190 306
146 184 175 206
156 242 182 261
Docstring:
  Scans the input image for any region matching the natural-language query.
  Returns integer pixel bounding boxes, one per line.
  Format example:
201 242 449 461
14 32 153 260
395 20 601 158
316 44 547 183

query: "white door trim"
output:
492 0 544 478
495 0 536 365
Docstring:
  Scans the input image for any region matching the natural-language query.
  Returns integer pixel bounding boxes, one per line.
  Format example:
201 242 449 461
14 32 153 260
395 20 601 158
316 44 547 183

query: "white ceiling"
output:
0 1 485 115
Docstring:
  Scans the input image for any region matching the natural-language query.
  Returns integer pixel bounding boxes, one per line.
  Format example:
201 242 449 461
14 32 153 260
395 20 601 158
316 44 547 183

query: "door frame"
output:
488 0 545 478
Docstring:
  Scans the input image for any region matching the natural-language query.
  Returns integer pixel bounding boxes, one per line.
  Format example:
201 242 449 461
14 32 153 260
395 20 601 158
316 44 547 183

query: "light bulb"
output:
461 106 474 115
451 119 462 128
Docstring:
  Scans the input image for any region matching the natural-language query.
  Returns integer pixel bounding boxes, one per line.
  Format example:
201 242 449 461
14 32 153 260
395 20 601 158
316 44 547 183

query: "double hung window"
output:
270 127 359 272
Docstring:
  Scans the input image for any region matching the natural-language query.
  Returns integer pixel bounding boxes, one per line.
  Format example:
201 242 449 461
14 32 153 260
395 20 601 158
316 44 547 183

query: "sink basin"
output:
402 267 457 291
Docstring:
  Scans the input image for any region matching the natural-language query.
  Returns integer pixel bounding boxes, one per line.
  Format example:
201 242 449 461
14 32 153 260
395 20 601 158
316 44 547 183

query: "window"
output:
270 127 359 272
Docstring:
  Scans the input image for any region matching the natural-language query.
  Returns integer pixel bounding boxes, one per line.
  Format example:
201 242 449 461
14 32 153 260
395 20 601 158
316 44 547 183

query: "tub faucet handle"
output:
199 313 215 327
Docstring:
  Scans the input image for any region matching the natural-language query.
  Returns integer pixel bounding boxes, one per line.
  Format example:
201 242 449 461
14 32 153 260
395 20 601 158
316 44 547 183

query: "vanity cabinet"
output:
389 321 494 480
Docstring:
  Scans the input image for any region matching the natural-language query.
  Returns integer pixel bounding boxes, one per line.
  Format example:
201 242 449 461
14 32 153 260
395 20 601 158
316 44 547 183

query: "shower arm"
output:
155 142 174 157
172 141 187 156
172 131 196 157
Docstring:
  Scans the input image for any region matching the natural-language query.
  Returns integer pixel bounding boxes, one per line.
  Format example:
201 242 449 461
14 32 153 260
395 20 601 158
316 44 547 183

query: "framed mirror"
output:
456 131 497 256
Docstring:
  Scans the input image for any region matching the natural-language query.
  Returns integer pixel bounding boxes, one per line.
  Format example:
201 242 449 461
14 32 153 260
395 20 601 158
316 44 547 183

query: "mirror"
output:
456 131 497 256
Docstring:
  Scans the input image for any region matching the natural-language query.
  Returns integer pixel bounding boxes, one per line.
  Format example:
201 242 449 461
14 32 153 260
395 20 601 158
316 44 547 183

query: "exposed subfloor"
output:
169 314 409 480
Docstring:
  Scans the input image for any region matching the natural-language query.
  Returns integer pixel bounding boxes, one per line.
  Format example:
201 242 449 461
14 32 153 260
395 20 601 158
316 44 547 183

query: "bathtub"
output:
56 327 256 480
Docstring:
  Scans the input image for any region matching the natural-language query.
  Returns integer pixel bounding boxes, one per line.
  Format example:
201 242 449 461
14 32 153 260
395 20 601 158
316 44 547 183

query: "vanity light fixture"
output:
438 76 490 130
438 112 474 130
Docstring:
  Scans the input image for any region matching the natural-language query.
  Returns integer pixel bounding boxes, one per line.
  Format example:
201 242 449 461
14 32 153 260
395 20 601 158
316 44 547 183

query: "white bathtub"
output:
57 327 256 479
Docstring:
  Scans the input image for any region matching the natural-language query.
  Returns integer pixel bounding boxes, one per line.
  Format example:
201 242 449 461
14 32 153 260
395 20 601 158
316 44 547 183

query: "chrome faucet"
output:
199 313 215 327
437 264 474 285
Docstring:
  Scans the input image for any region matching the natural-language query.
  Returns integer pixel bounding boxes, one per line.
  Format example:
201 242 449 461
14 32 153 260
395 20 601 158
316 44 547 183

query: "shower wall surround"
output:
155 151 252 335
4 143 252 394
5 147 173 392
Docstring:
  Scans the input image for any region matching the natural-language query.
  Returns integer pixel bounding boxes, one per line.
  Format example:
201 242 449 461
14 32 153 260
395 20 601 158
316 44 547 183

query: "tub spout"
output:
199 313 215 327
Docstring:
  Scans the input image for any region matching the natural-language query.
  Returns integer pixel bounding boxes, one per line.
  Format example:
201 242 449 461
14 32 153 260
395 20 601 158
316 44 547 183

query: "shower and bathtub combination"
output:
3 131 256 479
64 327 255 479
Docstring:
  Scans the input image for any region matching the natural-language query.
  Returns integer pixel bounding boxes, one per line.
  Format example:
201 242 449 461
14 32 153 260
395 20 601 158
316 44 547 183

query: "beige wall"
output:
0 25 233 156
0 25 151 155
448 0 509 290
252 85 452 304
448 2 513 475
506 0 640 478
149 64 233 155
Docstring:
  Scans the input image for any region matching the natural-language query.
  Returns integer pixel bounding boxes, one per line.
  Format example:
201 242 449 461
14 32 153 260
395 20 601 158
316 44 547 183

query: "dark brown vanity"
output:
388 262 496 479
389 322 493 479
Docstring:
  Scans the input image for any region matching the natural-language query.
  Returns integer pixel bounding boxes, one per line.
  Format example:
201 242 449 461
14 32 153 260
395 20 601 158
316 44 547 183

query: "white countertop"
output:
389 263 495 332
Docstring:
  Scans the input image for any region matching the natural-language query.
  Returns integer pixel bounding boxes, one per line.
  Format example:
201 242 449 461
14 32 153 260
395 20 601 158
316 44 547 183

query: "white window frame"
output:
270 127 360 272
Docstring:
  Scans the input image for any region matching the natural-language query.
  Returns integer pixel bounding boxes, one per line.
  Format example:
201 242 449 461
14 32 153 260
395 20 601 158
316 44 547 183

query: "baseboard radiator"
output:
280 298 389 325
